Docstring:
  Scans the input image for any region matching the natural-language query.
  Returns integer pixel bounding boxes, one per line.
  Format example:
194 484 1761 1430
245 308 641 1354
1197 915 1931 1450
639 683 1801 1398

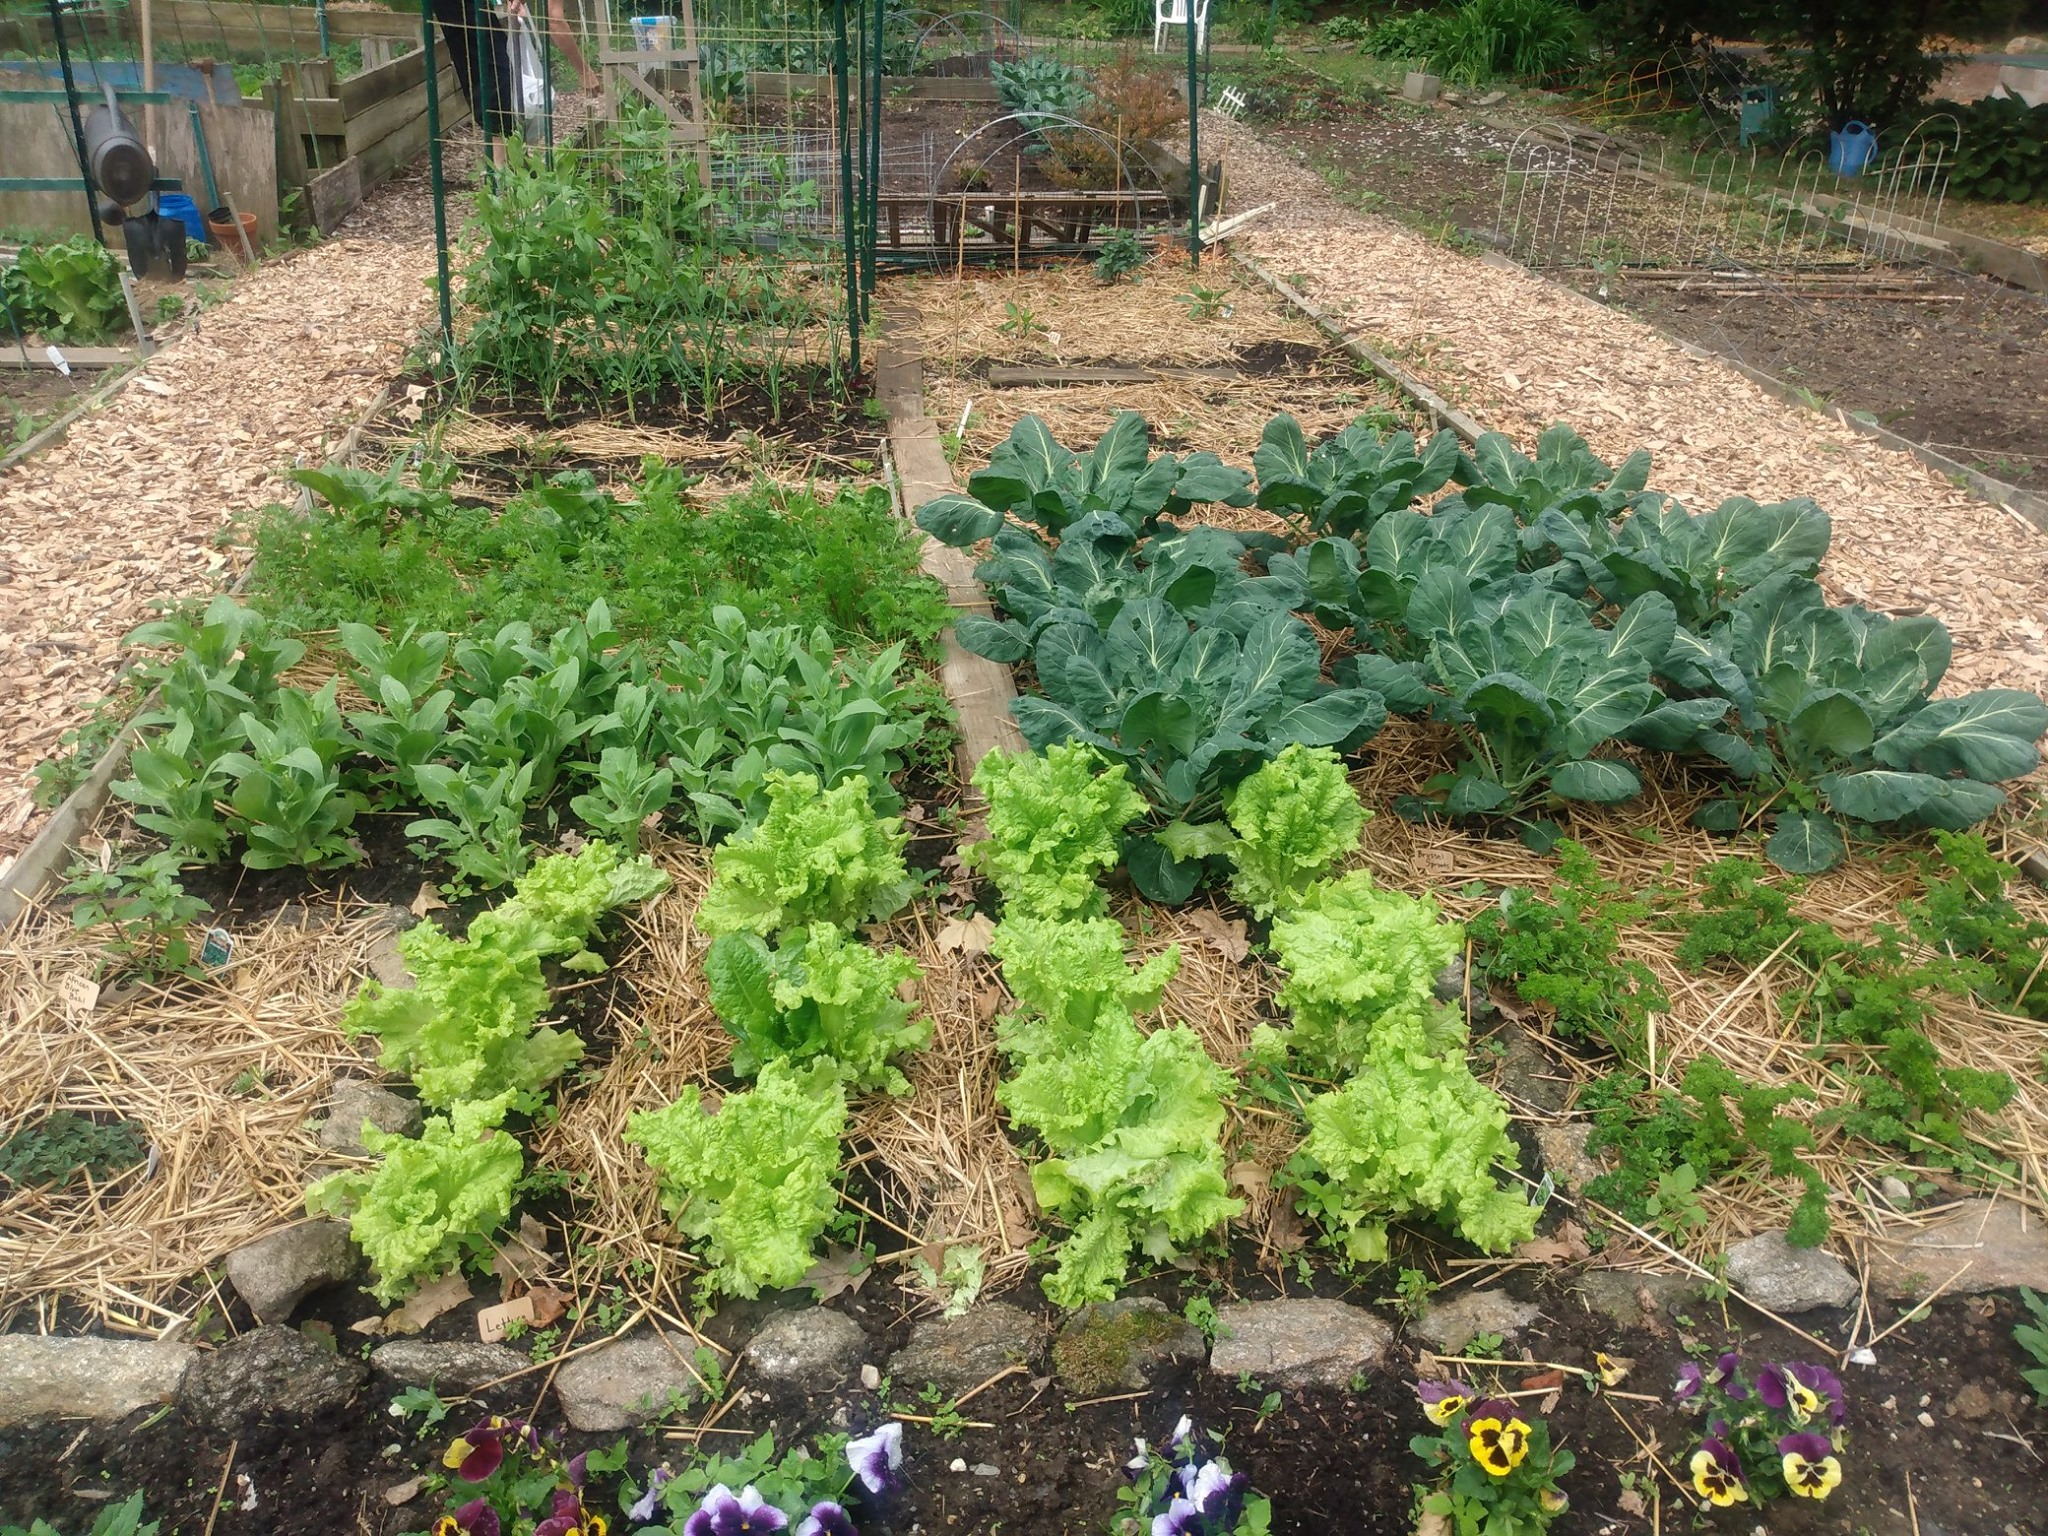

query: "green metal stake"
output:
834 0 859 379
1185 0 1199 266
422 0 454 357
538 0 553 160
865 0 883 308
316 0 332 57
45 0 103 246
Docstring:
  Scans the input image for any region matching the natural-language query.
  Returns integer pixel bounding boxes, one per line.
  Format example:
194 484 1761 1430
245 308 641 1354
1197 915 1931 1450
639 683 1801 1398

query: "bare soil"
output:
1256 97 2048 489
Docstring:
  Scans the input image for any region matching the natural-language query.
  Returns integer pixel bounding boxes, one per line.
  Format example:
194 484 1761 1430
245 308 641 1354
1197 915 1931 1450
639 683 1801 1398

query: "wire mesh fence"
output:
3 0 1212 416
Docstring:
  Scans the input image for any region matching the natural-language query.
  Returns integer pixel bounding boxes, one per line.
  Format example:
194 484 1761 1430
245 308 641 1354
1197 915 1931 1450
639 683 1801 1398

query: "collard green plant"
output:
213 679 366 869
570 745 675 851
408 761 535 892
696 772 917 939
967 743 1147 920
916 411 1253 548
1405 578 1676 816
625 1058 848 1299
1434 422 1650 529
706 922 929 1093
1668 573 2048 871
1934 93 2048 204
992 52 1094 121
307 1095 524 1304
1252 412 1469 539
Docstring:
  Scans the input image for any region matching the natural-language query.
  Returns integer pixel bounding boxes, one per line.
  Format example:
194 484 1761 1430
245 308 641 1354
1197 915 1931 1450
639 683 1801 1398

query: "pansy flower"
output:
1778 1431 1843 1499
535 1487 608 1536
683 1485 789 1536
1708 1352 1747 1397
629 1468 673 1525
1538 1487 1568 1514
1759 1362 1845 1427
1462 1400 1531 1477
1688 1428 1746 1508
845 1422 904 1495
434 1500 501 1536
443 1417 545 1482
1416 1378 1475 1428
1151 1462 1248 1536
795 1502 858 1536
1672 1362 1704 1402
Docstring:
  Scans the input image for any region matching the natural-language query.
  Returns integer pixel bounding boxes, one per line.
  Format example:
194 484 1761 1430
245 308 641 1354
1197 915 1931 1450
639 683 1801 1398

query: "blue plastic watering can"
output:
1828 121 1878 175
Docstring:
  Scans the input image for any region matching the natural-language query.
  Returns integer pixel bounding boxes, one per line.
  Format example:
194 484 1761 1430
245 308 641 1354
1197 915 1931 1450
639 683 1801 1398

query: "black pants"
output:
430 0 519 140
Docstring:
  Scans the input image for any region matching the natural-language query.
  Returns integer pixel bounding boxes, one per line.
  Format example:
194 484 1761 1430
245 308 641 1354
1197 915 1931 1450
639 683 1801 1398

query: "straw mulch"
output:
891 260 1421 467
540 840 1042 1302
0 896 387 1329
1345 720 2048 1258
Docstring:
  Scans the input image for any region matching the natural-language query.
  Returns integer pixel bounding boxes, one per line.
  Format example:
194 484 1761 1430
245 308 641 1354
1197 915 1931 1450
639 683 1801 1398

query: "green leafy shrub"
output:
1585 1059 1830 1246
625 1058 848 1298
992 52 1094 121
1896 832 2048 1018
1470 840 1665 1054
967 743 1147 920
1216 744 1368 919
345 842 669 1112
1671 858 1842 973
307 1095 524 1303
1287 985 1536 1262
695 772 916 939
2 236 129 344
0 1111 147 1191
706 922 929 1093
1262 872 1462 1075
250 472 950 657
1934 93 2048 203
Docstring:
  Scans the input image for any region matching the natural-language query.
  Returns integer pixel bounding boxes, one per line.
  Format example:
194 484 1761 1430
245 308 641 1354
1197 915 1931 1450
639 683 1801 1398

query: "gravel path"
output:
0 166 440 873
1210 115 2048 704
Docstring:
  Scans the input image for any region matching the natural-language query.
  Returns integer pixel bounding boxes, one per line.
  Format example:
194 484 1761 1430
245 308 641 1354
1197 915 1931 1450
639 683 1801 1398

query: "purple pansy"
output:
1151 1456 1247 1536
682 1485 789 1536
534 1486 608 1536
1687 1424 1747 1508
1416 1377 1477 1428
794 1502 859 1536
629 1467 674 1524
1758 1361 1845 1426
1778 1431 1844 1499
845 1422 904 1495
442 1416 546 1482
1672 1362 1703 1401
434 1499 502 1536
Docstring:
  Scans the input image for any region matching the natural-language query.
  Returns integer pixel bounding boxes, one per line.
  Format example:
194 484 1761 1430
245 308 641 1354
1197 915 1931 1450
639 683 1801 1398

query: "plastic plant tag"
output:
45 345 70 376
200 927 234 967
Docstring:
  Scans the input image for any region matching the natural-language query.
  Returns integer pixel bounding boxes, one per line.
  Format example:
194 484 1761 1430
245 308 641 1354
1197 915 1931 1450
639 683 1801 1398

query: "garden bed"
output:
7 113 2048 1536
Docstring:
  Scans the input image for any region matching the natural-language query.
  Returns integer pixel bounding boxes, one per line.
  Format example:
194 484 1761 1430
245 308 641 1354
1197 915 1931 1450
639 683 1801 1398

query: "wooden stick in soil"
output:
950 1362 1027 1408
890 1410 997 1427
201 1439 238 1536
470 1309 645 1394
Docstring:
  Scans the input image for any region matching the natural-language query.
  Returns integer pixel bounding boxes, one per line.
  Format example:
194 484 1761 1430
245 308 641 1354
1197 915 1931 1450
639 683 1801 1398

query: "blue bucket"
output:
159 192 206 245
1828 121 1877 176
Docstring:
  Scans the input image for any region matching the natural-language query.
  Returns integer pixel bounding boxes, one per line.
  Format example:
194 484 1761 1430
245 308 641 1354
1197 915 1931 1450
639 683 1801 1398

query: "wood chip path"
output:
1211 117 2048 703
0 168 440 873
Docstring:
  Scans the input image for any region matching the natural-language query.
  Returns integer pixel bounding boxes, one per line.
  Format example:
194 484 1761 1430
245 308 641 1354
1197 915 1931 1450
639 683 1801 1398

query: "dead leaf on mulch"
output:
524 1283 573 1328
1514 1222 1589 1263
382 1272 472 1336
410 883 448 919
936 913 995 955
1185 907 1250 963
804 1246 870 1303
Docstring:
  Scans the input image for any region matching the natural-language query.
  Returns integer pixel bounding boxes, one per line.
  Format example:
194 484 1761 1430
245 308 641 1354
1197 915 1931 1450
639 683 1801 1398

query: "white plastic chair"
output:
1153 0 1209 53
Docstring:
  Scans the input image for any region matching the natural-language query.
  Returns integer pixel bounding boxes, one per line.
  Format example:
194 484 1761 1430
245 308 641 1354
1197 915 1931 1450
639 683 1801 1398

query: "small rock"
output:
1723 1231 1858 1314
1053 1298 1205 1396
0 1336 195 1429
1432 958 1466 1004
742 1309 869 1392
970 1463 998 1477
180 1325 367 1429
1531 1122 1603 1192
1492 1029 1569 1113
886 1303 1043 1396
860 1364 880 1390
1568 1271 1696 1331
225 1220 359 1324
1949 1382 1994 1420
318 1080 422 1156
948 1457 967 1473
370 1340 530 1393
1917 1410 1936 1428
1865 1199 2048 1299
1412 1290 1541 1353
1880 1175 1912 1209
552 1336 701 1431
1209 1300 1393 1390
1475 90 1507 107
